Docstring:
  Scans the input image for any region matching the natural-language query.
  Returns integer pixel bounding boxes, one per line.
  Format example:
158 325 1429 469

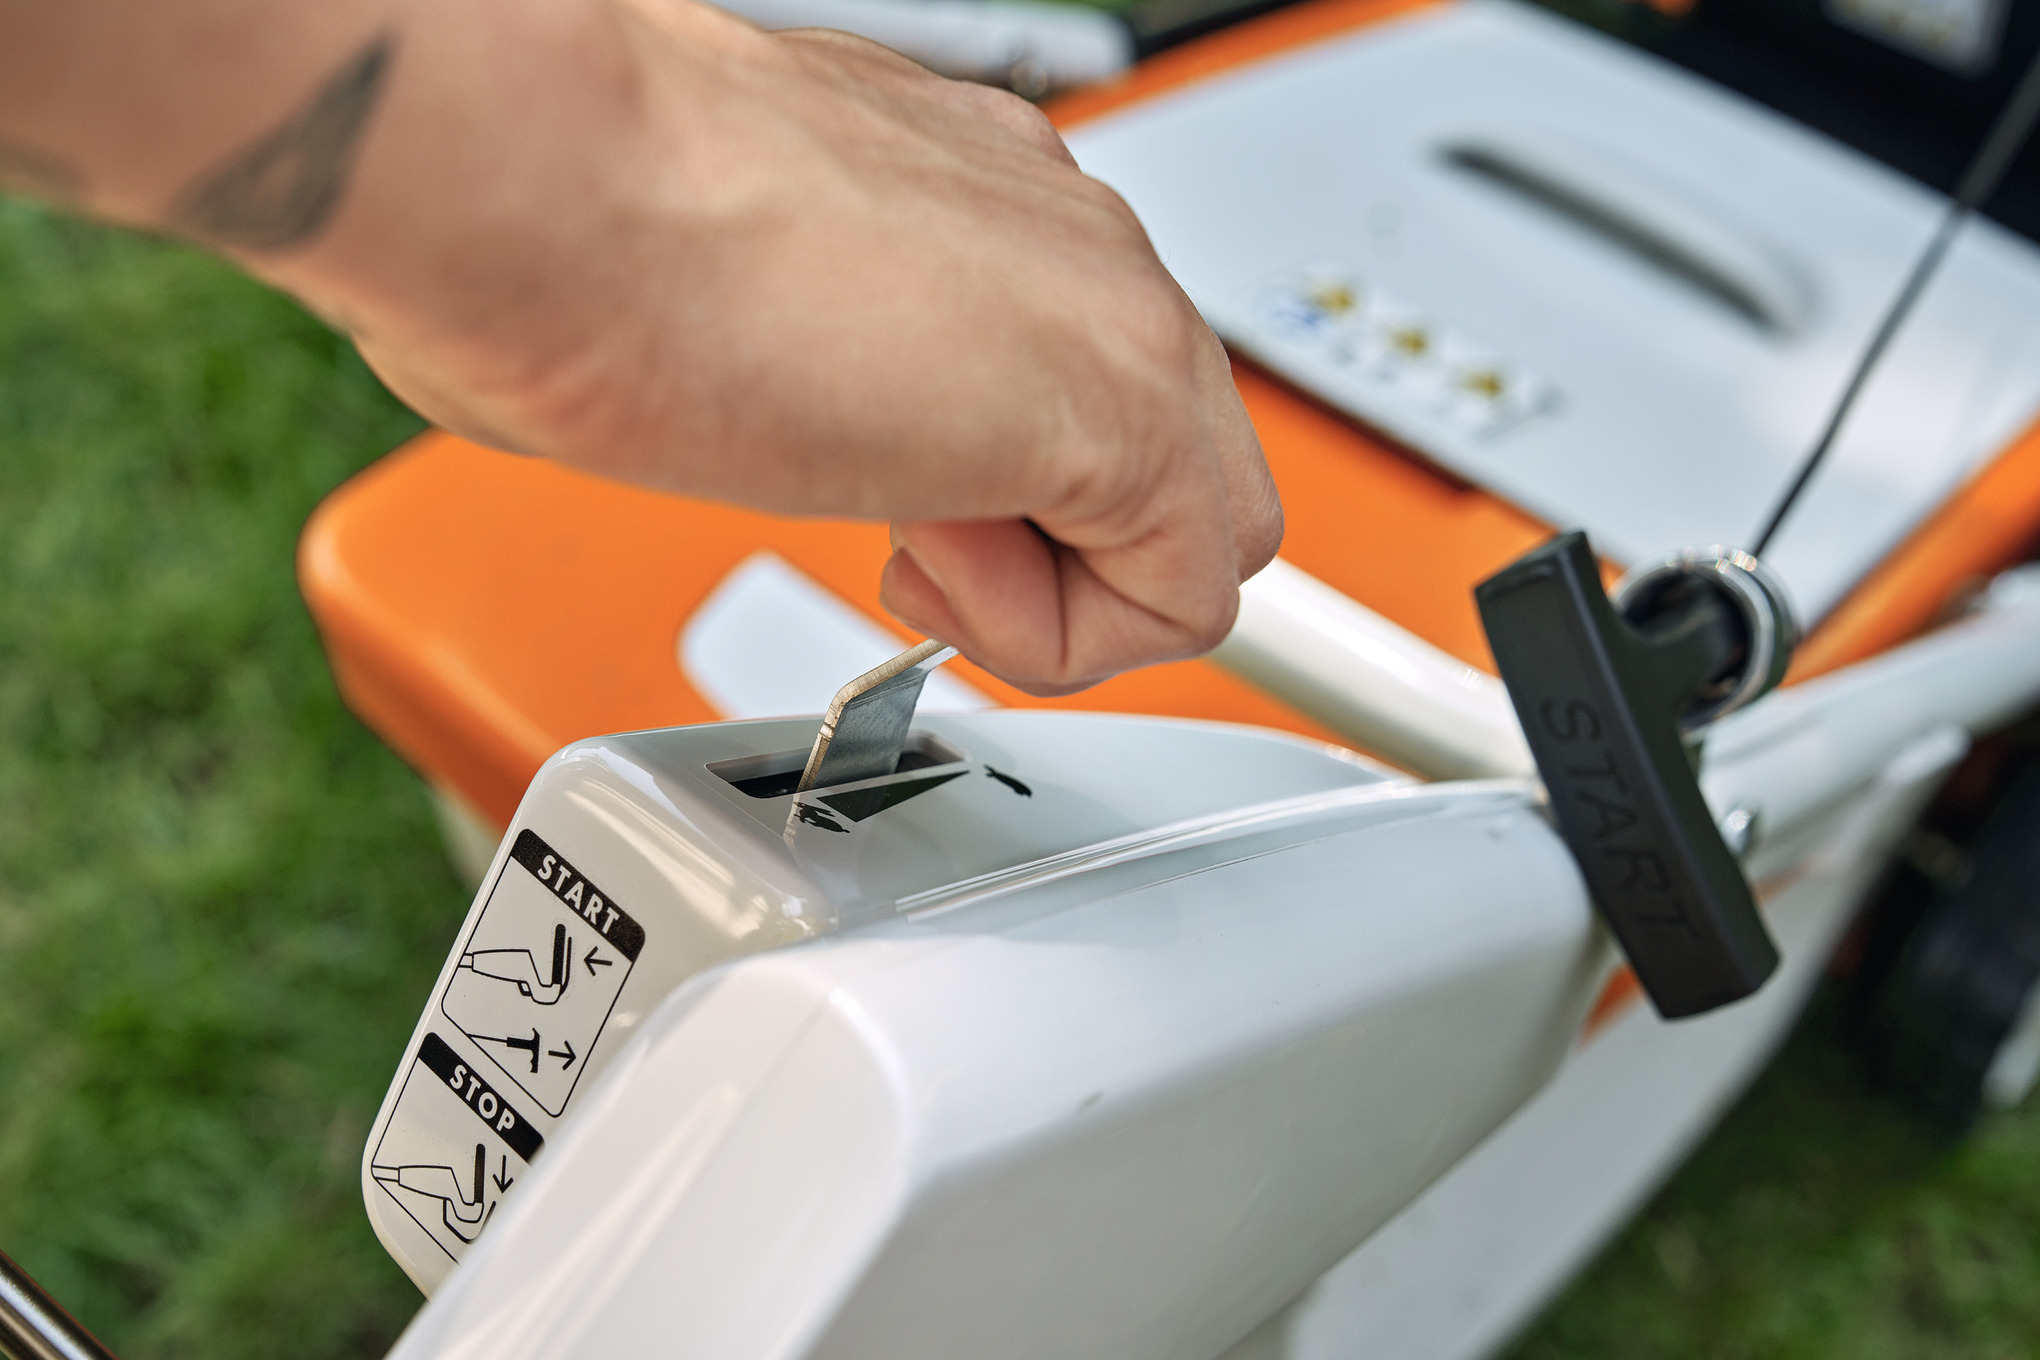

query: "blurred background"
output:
7 0 2040 1353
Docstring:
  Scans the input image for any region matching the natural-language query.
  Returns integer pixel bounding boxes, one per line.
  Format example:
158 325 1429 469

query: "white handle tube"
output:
1213 558 1535 781
1701 563 2040 848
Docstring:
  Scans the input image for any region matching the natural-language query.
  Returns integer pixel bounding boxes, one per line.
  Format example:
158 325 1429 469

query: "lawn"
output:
2 197 2039 1360
0 198 442 1358
1512 995 2040 1360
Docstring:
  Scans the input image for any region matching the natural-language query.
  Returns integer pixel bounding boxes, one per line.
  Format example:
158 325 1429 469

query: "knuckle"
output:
1097 273 1197 370
976 86 1069 155
1075 176 1146 235
1136 299 1205 384
1243 526 1283 578
1010 99 1067 153
1185 591 1240 655
1239 488 1285 573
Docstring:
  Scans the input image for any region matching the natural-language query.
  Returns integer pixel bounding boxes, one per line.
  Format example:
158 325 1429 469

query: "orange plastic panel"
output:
298 0 2040 837
300 434 1343 827
297 0 1492 827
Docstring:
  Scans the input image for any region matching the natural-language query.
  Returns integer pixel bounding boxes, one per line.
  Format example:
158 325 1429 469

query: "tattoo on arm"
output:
0 142 85 206
172 34 395 253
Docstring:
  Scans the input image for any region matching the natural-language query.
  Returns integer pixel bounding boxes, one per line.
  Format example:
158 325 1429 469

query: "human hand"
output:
323 0 1278 692
0 0 1279 693
763 30 1279 696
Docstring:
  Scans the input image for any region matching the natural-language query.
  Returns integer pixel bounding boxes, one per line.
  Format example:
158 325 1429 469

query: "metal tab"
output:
798 639 958 793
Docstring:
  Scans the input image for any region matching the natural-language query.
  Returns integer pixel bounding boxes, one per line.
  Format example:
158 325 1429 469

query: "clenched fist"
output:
0 0 1281 692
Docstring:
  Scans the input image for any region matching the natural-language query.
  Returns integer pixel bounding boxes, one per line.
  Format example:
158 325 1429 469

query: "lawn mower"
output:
14 0 2040 1357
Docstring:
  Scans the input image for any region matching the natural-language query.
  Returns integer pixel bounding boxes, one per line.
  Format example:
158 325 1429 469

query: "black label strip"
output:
508 828 647 962
418 1031 544 1162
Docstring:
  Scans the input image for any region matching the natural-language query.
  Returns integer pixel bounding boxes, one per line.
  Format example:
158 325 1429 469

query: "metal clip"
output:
798 639 958 793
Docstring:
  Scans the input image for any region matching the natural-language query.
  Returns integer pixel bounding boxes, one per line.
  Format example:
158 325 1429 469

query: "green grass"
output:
1510 992 2040 1360
4 195 2040 1360
0 197 444 1358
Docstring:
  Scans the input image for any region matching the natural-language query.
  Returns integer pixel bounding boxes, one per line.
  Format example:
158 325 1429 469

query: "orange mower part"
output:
296 348 1550 831
299 421 1340 833
297 0 2040 839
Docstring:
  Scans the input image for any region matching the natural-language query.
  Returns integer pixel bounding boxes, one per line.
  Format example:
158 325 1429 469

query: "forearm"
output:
0 0 1280 692
0 1 405 225
0 0 748 447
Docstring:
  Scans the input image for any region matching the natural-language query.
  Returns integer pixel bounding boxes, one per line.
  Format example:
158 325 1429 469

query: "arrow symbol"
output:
479 1029 542 1073
493 1154 515 1194
584 946 612 977
985 765 1032 798
548 1039 578 1070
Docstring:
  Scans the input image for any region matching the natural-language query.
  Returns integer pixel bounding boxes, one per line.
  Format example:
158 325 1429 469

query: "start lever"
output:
1476 532 1796 1018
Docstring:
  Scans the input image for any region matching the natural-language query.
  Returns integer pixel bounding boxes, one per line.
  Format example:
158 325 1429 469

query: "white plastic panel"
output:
362 709 1397 1291
368 581 2040 1360
1066 0 2040 619
1227 568 2040 1360
385 778 1602 1360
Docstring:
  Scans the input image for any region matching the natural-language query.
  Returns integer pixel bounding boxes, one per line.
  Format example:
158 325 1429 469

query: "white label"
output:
441 829 645 1116
369 1032 544 1265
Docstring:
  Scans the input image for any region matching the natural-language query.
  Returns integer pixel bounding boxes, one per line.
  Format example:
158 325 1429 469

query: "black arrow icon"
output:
986 765 1032 797
479 1029 542 1073
584 945 612 977
548 1039 578 1070
493 1154 515 1194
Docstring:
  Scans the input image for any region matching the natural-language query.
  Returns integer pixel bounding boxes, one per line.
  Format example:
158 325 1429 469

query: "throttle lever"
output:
1476 532 1794 1018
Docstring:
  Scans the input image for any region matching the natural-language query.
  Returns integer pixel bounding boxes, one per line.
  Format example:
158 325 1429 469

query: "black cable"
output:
1749 38 2040 558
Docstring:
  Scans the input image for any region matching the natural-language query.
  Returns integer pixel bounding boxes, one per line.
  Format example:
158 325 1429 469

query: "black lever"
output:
1476 532 1794 1018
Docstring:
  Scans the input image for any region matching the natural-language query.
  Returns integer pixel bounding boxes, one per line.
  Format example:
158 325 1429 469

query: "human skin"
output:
0 0 1281 694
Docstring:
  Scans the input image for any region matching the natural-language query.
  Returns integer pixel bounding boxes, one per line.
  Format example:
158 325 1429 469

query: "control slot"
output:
712 732 966 799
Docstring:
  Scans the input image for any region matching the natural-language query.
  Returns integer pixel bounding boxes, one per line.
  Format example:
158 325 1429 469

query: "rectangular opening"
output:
709 731 967 799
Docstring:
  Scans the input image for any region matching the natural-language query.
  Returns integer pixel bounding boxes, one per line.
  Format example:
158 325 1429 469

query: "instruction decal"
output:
370 1032 544 1263
442 829 645 1116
